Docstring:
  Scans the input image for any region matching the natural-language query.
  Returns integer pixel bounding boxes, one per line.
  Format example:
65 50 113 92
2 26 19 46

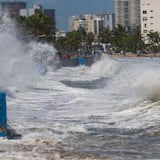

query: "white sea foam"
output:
0 17 37 89
134 64 160 101
0 15 160 160
89 55 121 77
0 15 57 90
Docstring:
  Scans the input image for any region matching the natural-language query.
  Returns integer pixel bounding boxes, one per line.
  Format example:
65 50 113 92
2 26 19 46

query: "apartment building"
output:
97 12 115 31
141 0 160 43
115 0 140 32
29 4 43 16
84 14 103 35
70 13 114 36
0 1 27 16
70 14 103 36
70 15 86 31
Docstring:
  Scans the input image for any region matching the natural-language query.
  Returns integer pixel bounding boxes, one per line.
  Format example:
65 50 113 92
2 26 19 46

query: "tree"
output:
112 24 128 52
77 27 86 41
66 31 81 52
55 37 68 52
98 27 112 44
16 13 53 37
16 16 29 36
147 31 160 53
26 12 53 36
85 32 94 52
127 29 145 53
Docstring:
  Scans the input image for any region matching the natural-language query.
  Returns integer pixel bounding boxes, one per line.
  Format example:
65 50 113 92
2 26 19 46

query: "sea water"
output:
0 15 160 160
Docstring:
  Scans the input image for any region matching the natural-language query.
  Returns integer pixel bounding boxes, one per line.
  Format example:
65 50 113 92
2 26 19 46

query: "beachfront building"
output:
97 12 115 31
0 1 27 16
140 0 160 44
70 14 103 36
70 15 86 31
28 4 43 16
70 13 114 36
115 0 140 32
86 15 103 36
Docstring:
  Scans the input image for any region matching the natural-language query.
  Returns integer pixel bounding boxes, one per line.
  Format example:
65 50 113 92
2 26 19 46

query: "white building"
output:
141 0 160 43
83 14 103 36
97 12 115 30
70 16 85 31
70 14 106 36
28 4 43 16
19 9 27 16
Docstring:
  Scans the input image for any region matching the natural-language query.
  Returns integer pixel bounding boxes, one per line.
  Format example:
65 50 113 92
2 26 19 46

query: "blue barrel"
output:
78 57 86 65
0 92 7 137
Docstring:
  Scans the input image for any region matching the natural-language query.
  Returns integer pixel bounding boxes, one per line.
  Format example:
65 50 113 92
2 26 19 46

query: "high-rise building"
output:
70 13 114 36
140 0 160 43
0 1 27 16
97 12 115 31
44 9 56 33
70 14 104 36
29 4 43 16
115 0 140 32
70 15 85 31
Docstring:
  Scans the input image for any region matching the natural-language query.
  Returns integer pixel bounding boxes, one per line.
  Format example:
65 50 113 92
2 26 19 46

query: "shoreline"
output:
108 52 160 58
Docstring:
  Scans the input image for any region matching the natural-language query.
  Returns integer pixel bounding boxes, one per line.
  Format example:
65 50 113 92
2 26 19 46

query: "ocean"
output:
0 15 160 160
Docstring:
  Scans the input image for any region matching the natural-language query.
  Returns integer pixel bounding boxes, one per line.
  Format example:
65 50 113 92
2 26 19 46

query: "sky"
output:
27 0 115 31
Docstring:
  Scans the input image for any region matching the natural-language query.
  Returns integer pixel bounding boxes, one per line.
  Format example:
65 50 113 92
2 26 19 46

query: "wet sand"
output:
108 53 160 58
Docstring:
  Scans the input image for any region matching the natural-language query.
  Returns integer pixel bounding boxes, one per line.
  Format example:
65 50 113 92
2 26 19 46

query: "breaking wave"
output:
0 14 58 90
89 55 121 77
136 68 160 102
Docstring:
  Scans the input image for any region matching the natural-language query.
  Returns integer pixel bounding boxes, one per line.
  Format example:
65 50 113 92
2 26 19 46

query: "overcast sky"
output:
28 0 114 31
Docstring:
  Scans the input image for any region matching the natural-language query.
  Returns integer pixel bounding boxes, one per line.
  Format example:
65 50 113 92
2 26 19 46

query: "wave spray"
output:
0 14 57 90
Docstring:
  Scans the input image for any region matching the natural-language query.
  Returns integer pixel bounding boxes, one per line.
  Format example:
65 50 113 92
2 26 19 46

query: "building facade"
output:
44 9 56 33
70 15 88 32
97 12 115 31
70 13 114 36
0 1 27 16
28 4 43 16
70 14 103 36
140 0 160 43
115 0 140 32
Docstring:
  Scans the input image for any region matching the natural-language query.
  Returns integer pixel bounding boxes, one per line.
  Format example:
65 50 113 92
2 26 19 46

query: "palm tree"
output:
127 29 145 53
66 31 81 52
15 12 54 40
85 32 94 52
98 27 112 44
16 16 29 36
26 12 53 36
147 31 160 53
112 24 127 52
55 37 68 52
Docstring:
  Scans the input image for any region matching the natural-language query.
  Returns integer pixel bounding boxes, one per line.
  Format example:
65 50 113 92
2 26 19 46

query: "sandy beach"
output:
108 52 160 59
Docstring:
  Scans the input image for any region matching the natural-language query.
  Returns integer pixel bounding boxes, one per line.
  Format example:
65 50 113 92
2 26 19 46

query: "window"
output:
143 10 147 14
143 30 147 33
143 17 148 21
